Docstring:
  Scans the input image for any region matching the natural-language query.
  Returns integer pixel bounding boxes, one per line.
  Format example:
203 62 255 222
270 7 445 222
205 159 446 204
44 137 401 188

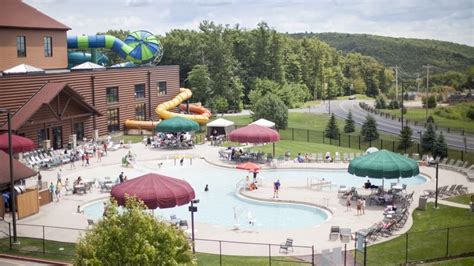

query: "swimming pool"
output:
83 159 427 230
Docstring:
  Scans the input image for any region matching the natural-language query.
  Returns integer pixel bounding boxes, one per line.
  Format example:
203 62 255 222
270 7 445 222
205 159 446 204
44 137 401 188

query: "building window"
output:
44 36 52 57
74 122 84 140
135 103 146 121
107 108 120 132
135 84 145 99
106 87 119 103
17 36 26 57
37 129 47 145
157 81 167 95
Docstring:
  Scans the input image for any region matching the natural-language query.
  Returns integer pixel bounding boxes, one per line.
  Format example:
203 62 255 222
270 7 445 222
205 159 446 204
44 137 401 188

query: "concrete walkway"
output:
2 141 473 256
438 199 471 209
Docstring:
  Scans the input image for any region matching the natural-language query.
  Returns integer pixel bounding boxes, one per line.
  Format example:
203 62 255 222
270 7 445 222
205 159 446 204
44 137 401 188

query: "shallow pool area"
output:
83 159 427 230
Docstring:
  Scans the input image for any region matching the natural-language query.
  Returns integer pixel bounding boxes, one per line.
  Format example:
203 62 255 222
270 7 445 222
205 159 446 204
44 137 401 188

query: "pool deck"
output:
3 141 473 256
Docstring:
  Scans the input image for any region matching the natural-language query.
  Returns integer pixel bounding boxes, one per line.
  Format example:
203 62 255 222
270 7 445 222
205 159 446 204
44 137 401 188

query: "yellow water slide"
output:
155 88 211 124
125 88 211 129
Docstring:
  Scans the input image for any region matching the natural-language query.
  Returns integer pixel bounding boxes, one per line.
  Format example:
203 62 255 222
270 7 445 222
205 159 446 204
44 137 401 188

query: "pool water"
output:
83 159 427 230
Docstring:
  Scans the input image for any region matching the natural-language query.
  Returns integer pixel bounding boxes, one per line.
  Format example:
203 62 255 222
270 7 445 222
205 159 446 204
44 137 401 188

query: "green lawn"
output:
445 194 474 205
382 104 474 134
361 203 474 265
301 100 322 107
424 256 474 266
243 140 361 158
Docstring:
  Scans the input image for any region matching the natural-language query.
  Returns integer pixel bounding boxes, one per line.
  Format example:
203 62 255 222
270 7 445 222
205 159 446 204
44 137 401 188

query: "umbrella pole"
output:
7 112 17 243
272 143 275 158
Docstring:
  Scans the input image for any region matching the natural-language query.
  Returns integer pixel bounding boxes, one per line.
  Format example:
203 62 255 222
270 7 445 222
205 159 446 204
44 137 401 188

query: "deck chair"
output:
440 158 449 165
87 219 95 228
453 185 467 195
343 153 349 162
444 185 457 196
437 185 449 196
279 238 294 253
170 215 180 225
334 152 341 163
340 228 351 243
179 220 188 229
329 226 340 241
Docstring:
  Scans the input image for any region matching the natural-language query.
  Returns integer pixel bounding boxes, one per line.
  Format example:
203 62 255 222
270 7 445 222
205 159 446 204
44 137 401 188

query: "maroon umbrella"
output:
229 124 280 143
0 133 35 153
229 124 280 157
111 173 195 209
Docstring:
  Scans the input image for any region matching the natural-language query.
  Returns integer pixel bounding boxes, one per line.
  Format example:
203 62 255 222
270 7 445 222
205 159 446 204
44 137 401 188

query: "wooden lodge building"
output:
0 0 180 149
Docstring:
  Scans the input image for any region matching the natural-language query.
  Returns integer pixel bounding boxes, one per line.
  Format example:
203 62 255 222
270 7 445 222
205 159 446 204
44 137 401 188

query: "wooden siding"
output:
0 66 180 146
0 28 68 71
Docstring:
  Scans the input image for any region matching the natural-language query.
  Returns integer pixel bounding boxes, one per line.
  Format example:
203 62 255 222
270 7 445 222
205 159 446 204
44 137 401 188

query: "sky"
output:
25 0 474 46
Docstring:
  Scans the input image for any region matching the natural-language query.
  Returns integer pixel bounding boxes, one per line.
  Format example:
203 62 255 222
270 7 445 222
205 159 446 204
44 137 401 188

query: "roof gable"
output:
0 82 101 131
0 0 70 30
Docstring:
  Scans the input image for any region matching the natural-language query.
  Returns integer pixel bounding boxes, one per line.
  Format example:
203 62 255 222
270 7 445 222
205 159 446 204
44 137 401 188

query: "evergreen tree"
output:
398 126 413 150
325 113 340 139
344 111 355 133
186 65 212 105
433 132 448 158
426 115 435 124
421 122 436 154
361 115 379 142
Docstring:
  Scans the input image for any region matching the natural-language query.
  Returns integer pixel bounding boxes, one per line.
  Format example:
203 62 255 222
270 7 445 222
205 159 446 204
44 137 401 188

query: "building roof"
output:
206 118 235 127
0 82 102 131
0 0 70 30
250 118 276 128
71 61 106 71
3 64 44 74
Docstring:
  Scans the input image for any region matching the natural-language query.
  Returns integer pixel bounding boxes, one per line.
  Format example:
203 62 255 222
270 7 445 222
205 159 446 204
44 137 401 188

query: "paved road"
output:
315 100 474 150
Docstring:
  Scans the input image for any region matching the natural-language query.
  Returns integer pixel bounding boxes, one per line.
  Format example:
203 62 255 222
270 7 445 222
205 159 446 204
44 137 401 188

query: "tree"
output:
344 111 355 133
252 93 288 129
398 126 413 151
421 122 436 154
325 113 340 139
211 96 229 115
74 197 192 265
361 115 379 142
186 64 212 105
433 132 448 158
427 95 437 108
426 115 435 124
375 96 386 109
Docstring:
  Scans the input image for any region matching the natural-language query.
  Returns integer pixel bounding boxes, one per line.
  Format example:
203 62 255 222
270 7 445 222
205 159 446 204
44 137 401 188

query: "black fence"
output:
355 224 474 265
233 124 474 165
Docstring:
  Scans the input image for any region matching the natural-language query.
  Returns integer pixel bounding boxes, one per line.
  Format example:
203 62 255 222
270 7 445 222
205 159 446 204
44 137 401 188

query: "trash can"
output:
67 142 72 150
418 196 427 210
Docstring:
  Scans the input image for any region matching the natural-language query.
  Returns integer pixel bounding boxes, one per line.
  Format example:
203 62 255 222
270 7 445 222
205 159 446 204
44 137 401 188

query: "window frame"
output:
106 87 119 104
157 81 167 96
44 36 53 57
73 122 85 141
135 103 146 121
16 36 26 57
134 84 146 100
107 108 120 133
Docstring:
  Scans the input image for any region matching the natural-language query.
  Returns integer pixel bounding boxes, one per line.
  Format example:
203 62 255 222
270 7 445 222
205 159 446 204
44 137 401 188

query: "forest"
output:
100 22 473 112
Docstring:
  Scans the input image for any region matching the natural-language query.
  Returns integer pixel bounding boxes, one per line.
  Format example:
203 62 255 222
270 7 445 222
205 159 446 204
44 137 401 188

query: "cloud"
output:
23 0 474 45
126 0 153 7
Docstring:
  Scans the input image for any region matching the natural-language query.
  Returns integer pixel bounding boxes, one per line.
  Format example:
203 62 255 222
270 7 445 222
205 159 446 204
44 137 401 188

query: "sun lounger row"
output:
424 184 468 198
22 148 71 169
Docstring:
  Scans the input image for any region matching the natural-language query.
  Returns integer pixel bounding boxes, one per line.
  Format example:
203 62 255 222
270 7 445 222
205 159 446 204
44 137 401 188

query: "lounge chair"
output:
437 185 449 196
338 185 348 194
87 219 95 228
334 152 341 163
279 238 294 253
316 153 323 162
340 228 351 243
179 220 188 229
170 215 180 225
440 158 449 165
329 226 340 241
343 153 349 162
453 185 468 195
443 185 457 196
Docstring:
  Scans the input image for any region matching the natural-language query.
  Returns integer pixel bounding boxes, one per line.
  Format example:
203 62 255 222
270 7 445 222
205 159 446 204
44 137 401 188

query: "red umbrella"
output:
0 133 35 153
236 162 261 172
229 124 280 143
111 173 195 209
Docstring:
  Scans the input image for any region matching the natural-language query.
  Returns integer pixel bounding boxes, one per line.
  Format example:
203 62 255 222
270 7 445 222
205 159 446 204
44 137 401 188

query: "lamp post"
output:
189 199 199 254
0 109 17 242
434 160 439 209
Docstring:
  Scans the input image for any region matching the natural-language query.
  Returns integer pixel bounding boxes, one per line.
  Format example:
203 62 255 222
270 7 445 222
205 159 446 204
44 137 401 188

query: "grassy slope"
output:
445 193 474 205
291 32 474 73
363 203 474 265
383 104 474 133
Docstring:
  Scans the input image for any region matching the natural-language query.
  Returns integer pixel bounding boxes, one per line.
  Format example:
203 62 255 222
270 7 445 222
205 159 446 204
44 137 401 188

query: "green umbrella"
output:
156 116 200 133
348 149 419 179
